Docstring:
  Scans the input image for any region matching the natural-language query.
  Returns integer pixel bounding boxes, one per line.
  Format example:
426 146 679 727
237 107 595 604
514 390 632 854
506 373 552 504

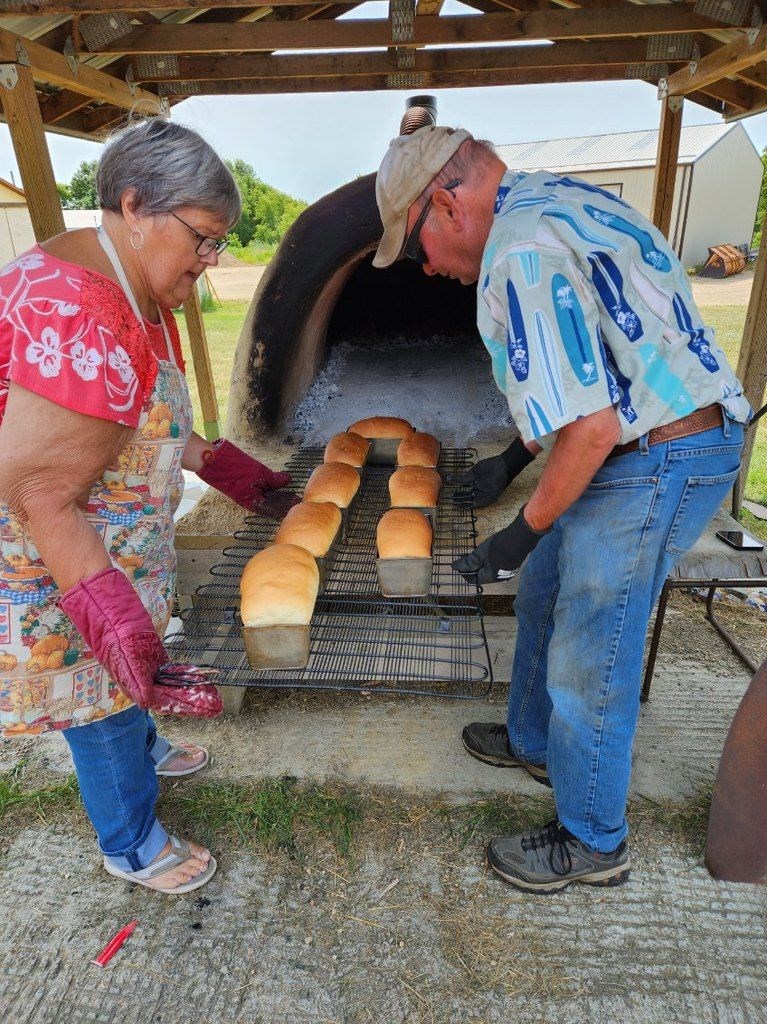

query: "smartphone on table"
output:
715 530 764 551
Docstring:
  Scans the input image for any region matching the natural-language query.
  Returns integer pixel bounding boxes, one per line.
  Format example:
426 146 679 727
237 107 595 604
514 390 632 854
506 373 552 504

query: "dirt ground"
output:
1 587 766 1024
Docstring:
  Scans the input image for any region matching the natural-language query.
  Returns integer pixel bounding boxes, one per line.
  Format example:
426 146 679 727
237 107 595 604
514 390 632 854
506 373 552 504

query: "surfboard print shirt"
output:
476 170 750 448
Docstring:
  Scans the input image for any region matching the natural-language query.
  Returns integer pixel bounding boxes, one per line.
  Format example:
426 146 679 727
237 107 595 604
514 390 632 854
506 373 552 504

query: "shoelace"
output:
520 820 574 877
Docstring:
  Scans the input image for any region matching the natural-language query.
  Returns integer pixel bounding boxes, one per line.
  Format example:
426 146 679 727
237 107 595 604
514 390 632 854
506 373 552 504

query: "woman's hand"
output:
187 433 298 518
60 567 221 717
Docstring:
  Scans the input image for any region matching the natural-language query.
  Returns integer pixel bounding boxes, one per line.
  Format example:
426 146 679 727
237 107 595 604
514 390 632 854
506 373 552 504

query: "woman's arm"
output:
181 430 213 473
0 382 133 592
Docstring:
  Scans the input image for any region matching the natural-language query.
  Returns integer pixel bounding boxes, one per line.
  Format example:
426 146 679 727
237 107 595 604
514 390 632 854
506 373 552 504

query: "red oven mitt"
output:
197 439 298 518
60 567 222 719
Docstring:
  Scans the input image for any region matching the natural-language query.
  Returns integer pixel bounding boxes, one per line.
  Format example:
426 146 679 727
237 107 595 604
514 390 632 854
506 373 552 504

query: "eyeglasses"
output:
171 211 229 257
401 178 462 264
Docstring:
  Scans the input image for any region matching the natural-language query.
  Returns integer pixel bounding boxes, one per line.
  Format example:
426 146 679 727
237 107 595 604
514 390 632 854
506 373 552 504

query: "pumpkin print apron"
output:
0 230 193 736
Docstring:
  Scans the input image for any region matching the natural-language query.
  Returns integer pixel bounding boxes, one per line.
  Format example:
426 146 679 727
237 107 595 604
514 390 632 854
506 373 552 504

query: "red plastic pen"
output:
91 919 138 968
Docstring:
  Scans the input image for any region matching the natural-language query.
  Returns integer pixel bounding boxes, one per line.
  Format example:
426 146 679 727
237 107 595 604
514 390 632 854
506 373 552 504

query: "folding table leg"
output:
642 579 672 703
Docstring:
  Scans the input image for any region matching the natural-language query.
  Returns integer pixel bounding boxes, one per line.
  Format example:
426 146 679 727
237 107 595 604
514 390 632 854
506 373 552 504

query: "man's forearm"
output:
524 407 621 532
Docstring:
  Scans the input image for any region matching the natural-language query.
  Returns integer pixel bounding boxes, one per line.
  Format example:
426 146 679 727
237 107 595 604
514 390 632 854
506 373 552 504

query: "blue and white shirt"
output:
477 170 751 447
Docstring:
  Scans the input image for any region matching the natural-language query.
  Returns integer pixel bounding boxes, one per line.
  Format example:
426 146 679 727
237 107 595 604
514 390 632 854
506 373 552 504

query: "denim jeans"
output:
507 420 744 853
63 707 171 871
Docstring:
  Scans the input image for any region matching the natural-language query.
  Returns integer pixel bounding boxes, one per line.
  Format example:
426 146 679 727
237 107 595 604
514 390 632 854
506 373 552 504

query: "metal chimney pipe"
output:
399 94 438 135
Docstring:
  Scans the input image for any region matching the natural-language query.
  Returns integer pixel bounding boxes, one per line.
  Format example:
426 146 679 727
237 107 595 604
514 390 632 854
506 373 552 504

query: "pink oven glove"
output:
60 567 222 719
197 439 298 516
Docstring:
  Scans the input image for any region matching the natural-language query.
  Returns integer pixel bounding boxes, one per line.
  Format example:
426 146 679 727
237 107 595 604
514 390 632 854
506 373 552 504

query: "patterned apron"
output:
0 231 193 736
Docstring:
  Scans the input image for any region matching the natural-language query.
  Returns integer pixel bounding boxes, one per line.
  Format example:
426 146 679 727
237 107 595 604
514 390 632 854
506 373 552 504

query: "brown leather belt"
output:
609 404 723 459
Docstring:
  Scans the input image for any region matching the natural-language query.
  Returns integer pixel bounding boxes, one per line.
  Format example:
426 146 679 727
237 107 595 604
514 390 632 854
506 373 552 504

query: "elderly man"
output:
373 125 750 894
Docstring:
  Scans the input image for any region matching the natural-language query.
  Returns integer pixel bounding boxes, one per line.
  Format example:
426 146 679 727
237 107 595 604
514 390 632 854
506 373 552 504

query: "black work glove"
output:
453 437 535 509
452 506 549 585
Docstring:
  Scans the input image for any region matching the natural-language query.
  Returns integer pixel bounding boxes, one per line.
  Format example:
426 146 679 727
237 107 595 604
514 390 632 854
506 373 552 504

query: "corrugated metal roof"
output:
496 123 735 173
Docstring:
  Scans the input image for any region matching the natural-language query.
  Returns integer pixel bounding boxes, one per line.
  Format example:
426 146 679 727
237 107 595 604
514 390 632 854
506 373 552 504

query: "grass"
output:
0 761 80 824
172 301 250 437
158 776 363 858
0 760 715 864
174 299 767 503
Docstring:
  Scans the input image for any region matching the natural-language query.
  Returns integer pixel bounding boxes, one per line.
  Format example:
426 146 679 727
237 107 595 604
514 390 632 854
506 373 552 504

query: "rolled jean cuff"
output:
102 817 169 873
147 731 172 767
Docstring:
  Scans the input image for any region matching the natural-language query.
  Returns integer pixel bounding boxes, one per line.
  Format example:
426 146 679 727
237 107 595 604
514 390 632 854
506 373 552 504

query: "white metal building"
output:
0 177 36 265
496 123 764 269
0 185 101 266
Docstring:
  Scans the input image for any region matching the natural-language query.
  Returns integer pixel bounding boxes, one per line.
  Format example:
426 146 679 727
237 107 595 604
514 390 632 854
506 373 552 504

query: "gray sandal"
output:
104 835 217 894
155 743 209 777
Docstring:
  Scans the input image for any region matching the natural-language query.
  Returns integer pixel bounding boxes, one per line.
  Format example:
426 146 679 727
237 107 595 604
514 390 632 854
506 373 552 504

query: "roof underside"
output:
1 0 767 140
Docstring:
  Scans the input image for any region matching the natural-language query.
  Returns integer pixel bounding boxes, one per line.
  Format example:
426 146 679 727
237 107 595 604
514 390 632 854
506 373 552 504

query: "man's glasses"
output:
401 178 462 264
171 211 229 257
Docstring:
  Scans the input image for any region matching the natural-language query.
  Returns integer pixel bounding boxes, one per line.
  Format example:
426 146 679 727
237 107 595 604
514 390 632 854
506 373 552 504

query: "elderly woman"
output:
0 119 292 894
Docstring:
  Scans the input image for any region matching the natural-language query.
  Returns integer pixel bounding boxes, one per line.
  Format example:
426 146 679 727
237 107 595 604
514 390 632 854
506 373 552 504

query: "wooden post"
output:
0 63 64 242
183 283 221 441
735 225 767 498
650 95 683 240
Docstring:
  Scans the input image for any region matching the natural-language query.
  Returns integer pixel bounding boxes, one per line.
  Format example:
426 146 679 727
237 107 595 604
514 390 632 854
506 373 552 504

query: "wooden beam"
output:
697 75 754 111
650 95 683 240
736 225 767 495
183 284 220 442
156 64 667 95
0 64 65 242
135 37 657 81
0 27 161 110
2 0 307 9
667 24 767 97
89 7 732 55
40 88 91 124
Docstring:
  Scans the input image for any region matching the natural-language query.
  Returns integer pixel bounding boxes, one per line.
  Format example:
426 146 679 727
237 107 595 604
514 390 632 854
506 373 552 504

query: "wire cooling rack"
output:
166 447 493 698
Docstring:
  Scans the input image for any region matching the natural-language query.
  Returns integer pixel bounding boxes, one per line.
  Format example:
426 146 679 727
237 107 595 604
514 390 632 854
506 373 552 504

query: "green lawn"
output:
175 301 766 506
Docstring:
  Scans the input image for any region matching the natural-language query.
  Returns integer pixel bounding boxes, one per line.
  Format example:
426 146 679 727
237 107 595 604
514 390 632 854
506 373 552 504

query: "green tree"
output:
225 158 307 248
56 182 72 207
68 159 98 209
752 146 767 247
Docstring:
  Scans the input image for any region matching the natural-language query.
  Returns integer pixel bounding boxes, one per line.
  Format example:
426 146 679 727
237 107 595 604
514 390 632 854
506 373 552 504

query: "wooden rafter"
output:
133 39 678 82
0 26 160 109
151 65 678 96
667 24 767 97
80 7 732 55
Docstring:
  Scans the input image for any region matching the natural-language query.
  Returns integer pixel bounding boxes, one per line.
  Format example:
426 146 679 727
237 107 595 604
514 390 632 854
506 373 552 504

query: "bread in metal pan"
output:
324 431 371 467
274 501 341 558
347 416 414 440
240 543 319 627
377 509 433 559
304 461 360 508
388 466 441 508
396 431 440 468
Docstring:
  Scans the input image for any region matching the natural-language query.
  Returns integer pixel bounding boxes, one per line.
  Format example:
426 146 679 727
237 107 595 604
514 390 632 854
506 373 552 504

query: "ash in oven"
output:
292 333 514 447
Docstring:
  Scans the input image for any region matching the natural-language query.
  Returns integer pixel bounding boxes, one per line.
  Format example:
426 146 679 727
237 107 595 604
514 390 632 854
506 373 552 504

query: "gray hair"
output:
97 118 241 227
416 135 498 211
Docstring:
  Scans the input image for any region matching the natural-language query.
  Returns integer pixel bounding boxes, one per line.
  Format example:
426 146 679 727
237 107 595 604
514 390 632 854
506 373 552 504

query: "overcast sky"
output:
2 0 766 204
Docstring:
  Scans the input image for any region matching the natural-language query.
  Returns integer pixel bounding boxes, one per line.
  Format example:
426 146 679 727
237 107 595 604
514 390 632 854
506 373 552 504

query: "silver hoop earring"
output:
130 228 145 251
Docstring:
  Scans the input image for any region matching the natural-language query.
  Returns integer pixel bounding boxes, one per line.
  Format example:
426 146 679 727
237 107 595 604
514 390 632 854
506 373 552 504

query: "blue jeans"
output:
507 420 744 853
63 707 172 871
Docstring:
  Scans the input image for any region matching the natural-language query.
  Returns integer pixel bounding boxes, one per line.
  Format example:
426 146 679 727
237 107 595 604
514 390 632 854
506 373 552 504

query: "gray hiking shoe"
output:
487 819 631 894
462 722 551 787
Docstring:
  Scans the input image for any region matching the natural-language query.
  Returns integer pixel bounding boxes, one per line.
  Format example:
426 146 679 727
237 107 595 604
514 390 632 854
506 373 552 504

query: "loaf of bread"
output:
240 544 319 627
397 432 440 468
274 501 341 558
347 416 414 440
304 461 360 508
377 509 433 559
389 466 441 508
324 431 370 468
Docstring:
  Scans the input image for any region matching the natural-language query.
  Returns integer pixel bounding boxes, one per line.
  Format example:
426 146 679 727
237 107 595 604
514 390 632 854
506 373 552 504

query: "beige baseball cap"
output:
373 125 472 269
